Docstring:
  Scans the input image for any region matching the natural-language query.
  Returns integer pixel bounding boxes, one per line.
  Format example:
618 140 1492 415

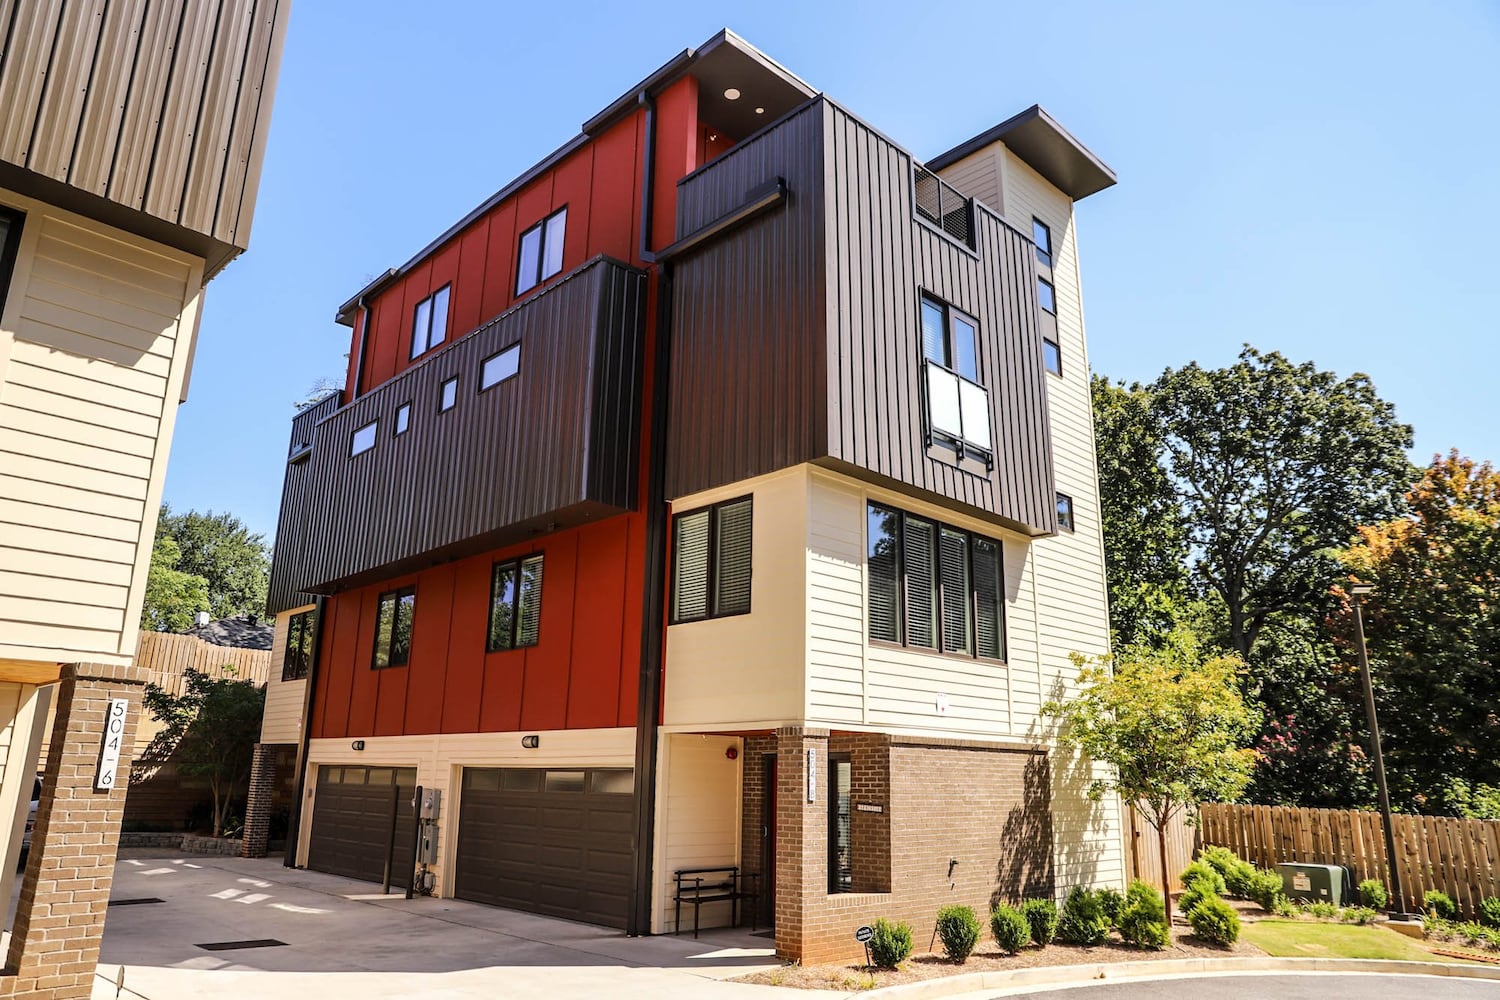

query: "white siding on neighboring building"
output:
261 608 311 744
0 189 203 668
651 733 742 933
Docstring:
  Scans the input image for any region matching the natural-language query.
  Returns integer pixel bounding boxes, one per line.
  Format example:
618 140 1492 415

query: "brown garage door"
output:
453 767 633 928
306 765 417 888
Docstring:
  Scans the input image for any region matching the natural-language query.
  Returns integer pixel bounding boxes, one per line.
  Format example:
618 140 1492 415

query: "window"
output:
1043 338 1062 376
866 502 1005 660
409 285 450 359
282 610 315 681
487 554 544 651
920 295 991 457
516 207 567 295
828 753 852 894
1057 494 1075 532
0 206 23 317
671 497 753 623
480 344 520 391
1032 218 1052 269
1037 278 1056 315
394 402 411 436
350 421 377 457
439 377 458 412
371 586 415 668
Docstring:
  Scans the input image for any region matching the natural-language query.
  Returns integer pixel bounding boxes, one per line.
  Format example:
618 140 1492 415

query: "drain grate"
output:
108 897 165 907
194 939 289 952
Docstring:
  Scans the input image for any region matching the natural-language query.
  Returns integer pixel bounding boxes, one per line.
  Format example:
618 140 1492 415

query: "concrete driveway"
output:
85 849 788 999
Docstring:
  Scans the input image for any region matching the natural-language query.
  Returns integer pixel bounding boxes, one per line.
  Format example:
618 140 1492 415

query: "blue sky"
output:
161 0 1500 540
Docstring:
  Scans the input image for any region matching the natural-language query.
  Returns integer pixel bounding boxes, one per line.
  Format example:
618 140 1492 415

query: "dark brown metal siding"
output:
666 99 827 496
266 257 647 604
265 392 340 615
0 0 288 258
824 103 1057 534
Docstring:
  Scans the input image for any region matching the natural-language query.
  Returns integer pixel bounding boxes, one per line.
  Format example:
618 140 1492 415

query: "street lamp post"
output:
1349 581 1408 917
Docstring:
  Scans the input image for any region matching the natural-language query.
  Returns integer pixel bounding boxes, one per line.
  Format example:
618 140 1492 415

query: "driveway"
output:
86 849 785 999
983 973 1500 999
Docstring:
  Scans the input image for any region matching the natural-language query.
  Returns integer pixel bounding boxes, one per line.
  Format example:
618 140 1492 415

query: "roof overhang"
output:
927 105 1116 202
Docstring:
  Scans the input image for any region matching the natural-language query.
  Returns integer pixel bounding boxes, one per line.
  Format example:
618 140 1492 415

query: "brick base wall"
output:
240 743 281 859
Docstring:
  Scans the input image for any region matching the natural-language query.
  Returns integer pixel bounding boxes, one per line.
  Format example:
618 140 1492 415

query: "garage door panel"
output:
307 766 416 888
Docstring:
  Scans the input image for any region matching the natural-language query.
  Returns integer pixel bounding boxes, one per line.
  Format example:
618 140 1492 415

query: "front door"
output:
761 754 777 928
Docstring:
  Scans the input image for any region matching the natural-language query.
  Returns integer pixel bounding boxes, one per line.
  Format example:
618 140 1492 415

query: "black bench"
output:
672 865 760 938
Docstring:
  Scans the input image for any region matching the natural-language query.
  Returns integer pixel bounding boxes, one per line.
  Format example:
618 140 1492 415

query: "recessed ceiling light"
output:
755 107 765 115
724 87 741 100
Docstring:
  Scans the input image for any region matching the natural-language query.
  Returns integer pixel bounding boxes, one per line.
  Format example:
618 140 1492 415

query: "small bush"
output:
1056 887 1110 946
1180 860 1227 897
1199 846 1256 898
1305 901 1338 919
1178 885 1213 920
1425 890 1457 920
990 904 1030 955
935 905 982 964
1098 887 1125 927
1246 868 1286 910
1358 879 1389 910
868 917 913 969
1271 894 1299 917
1118 880 1170 950
1457 921 1489 947
1188 896 1241 946
1341 906 1379 925
1021 898 1059 946
1480 896 1500 930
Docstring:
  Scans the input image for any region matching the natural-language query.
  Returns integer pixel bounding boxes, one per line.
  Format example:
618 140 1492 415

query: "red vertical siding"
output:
652 76 698 252
441 558 490 733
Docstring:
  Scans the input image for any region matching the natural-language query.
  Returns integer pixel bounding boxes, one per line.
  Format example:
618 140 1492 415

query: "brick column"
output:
773 726 828 963
2 662 146 1000
239 744 279 859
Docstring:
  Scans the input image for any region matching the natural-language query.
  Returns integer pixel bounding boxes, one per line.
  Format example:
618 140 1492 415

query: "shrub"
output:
1021 898 1059 947
1118 880 1171 950
1424 890 1457 920
1341 906 1379 925
1305 901 1338 919
935 905 982 963
1178 884 1213 920
1358 879 1389 910
1478 896 1500 930
1180 860 1227 897
1098 887 1125 927
990 904 1030 955
1056 887 1110 946
1199 846 1256 898
1457 921 1489 947
1271 894 1299 917
868 917 913 969
1246 868 1285 911
1188 896 1241 946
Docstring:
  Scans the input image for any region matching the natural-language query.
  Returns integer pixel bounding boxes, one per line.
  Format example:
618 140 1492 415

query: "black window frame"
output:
371 586 416 669
919 292 992 463
1057 494 1075 532
479 343 521 392
394 401 411 436
408 284 451 360
350 420 378 458
1037 277 1056 315
1043 337 1062 376
827 752 852 894
0 204 24 318
282 609 315 681
1032 217 1052 269
515 206 567 296
487 553 545 652
438 376 459 413
865 501 1006 662
669 496 754 624
920 293 980 380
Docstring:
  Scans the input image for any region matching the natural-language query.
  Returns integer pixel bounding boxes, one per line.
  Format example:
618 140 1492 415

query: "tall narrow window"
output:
1057 494 1075 532
1043 338 1062 376
1032 218 1052 269
1037 278 1056 315
409 285 450 359
516 207 567 295
488 554 544 651
372 586 416 668
828 754 852 894
439 376 458 412
671 497 753 623
866 502 1005 660
920 294 990 457
282 609 315 681
394 402 411 436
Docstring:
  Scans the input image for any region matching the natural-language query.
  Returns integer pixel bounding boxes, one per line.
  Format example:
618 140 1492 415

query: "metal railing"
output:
914 165 972 246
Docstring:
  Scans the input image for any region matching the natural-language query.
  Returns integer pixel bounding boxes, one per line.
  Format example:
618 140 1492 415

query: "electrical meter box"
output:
1276 862 1352 907
418 823 439 865
419 788 440 821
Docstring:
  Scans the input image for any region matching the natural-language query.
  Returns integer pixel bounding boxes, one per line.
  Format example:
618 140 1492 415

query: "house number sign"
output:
95 698 129 791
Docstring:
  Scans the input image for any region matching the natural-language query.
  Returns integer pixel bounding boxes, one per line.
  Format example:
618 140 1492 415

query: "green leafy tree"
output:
1340 452 1500 813
1044 629 1258 920
154 505 271 620
140 536 211 632
1150 347 1412 658
136 669 265 837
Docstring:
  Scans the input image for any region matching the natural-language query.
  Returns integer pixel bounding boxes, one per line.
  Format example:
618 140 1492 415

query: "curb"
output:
859 957 1500 998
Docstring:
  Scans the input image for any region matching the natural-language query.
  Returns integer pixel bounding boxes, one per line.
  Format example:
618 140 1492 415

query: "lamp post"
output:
1349 581 1407 917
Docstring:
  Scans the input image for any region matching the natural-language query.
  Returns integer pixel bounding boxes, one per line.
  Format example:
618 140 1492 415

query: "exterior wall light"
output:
521 735 540 749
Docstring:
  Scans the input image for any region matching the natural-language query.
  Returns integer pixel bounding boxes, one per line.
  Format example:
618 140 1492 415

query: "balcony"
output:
266 256 647 613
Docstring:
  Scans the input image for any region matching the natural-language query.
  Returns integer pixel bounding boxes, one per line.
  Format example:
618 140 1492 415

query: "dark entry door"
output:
453 767 633 928
306 765 416 887
762 754 777 927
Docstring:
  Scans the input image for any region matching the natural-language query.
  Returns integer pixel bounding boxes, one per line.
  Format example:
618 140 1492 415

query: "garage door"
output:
454 767 633 928
307 765 417 888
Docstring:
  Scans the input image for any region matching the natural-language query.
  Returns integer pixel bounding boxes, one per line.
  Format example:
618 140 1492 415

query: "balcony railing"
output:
913 165 973 247
925 361 992 459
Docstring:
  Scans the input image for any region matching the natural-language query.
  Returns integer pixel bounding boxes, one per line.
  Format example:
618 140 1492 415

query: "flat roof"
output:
926 104 1117 201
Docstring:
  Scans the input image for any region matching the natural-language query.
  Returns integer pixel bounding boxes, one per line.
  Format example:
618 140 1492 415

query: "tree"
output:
1091 375 1192 649
1044 629 1258 920
137 669 265 837
1339 451 1500 813
140 536 211 632
154 505 271 620
1150 347 1412 658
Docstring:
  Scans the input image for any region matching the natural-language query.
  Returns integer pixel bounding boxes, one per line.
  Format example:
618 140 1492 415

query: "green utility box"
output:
1276 862 1353 906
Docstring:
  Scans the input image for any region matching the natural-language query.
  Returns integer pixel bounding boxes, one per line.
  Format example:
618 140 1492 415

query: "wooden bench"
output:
672 865 760 938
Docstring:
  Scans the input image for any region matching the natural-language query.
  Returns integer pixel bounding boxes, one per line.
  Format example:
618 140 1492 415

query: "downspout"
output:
283 595 327 868
627 86 665 936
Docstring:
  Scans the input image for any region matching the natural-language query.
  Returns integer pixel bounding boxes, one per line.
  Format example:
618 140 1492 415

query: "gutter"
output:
283 595 326 868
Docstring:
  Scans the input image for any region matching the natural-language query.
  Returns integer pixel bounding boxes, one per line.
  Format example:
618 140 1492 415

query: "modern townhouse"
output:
255 29 1118 963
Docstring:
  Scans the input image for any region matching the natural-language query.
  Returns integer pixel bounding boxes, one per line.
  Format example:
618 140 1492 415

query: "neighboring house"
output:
183 613 275 652
254 30 1118 964
0 3 289 997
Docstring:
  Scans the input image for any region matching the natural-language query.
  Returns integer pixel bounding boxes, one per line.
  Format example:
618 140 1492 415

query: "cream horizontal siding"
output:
261 608 311 744
0 191 202 667
652 734 742 933
805 475 865 723
934 146 1004 216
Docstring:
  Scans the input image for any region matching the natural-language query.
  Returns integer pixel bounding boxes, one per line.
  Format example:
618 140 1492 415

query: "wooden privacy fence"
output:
1200 803 1500 918
1126 803 1199 891
132 630 271 696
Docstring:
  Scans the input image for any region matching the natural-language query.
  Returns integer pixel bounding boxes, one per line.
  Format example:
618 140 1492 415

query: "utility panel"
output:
1276 862 1352 907
420 788 441 820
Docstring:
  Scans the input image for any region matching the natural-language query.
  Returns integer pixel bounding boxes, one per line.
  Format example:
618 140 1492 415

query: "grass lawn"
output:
1242 920 1473 963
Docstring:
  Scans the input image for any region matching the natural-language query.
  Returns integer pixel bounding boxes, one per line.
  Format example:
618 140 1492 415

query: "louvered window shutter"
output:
673 511 711 621
867 504 901 643
714 500 753 616
972 537 1004 659
903 516 938 648
939 528 971 654
516 555 545 646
